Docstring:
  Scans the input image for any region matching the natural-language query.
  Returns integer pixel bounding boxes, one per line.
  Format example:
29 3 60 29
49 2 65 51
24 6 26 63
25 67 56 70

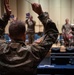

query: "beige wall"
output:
72 0 74 24
60 0 71 32
0 0 4 17
49 0 61 32
0 0 74 33
17 0 74 33
9 0 17 17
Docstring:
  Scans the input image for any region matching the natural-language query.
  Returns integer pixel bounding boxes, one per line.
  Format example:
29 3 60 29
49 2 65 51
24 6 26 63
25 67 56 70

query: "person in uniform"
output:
0 1 58 75
25 15 36 44
62 18 73 46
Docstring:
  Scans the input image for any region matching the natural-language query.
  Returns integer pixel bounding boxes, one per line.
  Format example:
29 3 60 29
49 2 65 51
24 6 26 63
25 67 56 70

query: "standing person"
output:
25 15 36 44
0 1 58 75
62 18 73 46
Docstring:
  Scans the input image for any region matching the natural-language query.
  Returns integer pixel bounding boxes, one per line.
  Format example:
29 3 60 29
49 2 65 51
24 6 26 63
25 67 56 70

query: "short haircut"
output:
9 20 26 39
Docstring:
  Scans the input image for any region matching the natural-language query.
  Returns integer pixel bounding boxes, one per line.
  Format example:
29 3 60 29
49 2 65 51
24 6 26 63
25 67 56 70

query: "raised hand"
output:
4 0 11 16
31 3 43 15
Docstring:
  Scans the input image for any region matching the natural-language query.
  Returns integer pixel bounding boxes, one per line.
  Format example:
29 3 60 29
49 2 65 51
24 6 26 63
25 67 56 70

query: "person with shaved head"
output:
0 1 58 75
62 18 73 46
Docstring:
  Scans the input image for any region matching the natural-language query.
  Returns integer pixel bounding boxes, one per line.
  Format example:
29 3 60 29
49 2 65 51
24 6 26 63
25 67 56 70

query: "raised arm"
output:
31 3 58 34
30 3 59 63
4 0 11 16
0 0 11 36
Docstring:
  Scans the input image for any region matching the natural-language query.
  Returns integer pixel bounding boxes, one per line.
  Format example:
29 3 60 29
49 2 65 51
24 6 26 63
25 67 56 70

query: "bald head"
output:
65 18 69 24
9 20 26 40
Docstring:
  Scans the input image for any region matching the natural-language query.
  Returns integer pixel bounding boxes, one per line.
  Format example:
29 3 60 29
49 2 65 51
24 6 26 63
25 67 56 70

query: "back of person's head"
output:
9 20 26 40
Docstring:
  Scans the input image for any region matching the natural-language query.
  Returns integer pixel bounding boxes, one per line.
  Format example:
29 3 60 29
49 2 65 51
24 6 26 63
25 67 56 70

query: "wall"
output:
0 0 74 33
17 0 40 32
72 0 74 24
17 0 74 33
0 0 4 17
0 0 1 17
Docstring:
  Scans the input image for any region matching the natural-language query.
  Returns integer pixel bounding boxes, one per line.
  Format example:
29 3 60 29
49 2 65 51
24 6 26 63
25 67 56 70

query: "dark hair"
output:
9 20 26 39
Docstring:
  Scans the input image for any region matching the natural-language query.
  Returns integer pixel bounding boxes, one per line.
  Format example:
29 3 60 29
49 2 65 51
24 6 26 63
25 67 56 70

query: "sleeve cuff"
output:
38 12 49 21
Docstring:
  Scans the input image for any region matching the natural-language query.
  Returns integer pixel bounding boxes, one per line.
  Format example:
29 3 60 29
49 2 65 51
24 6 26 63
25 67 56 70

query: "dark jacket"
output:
0 12 59 75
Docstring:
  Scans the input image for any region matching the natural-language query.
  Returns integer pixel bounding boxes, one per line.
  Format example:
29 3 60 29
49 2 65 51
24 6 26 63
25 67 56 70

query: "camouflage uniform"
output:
0 12 58 75
62 24 73 46
25 18 36 44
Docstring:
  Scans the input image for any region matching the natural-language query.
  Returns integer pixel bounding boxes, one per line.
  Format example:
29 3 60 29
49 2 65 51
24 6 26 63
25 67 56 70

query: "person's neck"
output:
11 39 26 46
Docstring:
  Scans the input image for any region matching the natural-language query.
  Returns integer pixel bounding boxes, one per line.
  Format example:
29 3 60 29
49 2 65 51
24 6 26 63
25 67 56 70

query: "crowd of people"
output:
0 0 74 74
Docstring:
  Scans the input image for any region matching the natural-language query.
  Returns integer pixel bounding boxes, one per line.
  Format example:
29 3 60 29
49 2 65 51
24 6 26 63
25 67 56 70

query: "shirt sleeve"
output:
28 12 59 66
0 13 10 36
